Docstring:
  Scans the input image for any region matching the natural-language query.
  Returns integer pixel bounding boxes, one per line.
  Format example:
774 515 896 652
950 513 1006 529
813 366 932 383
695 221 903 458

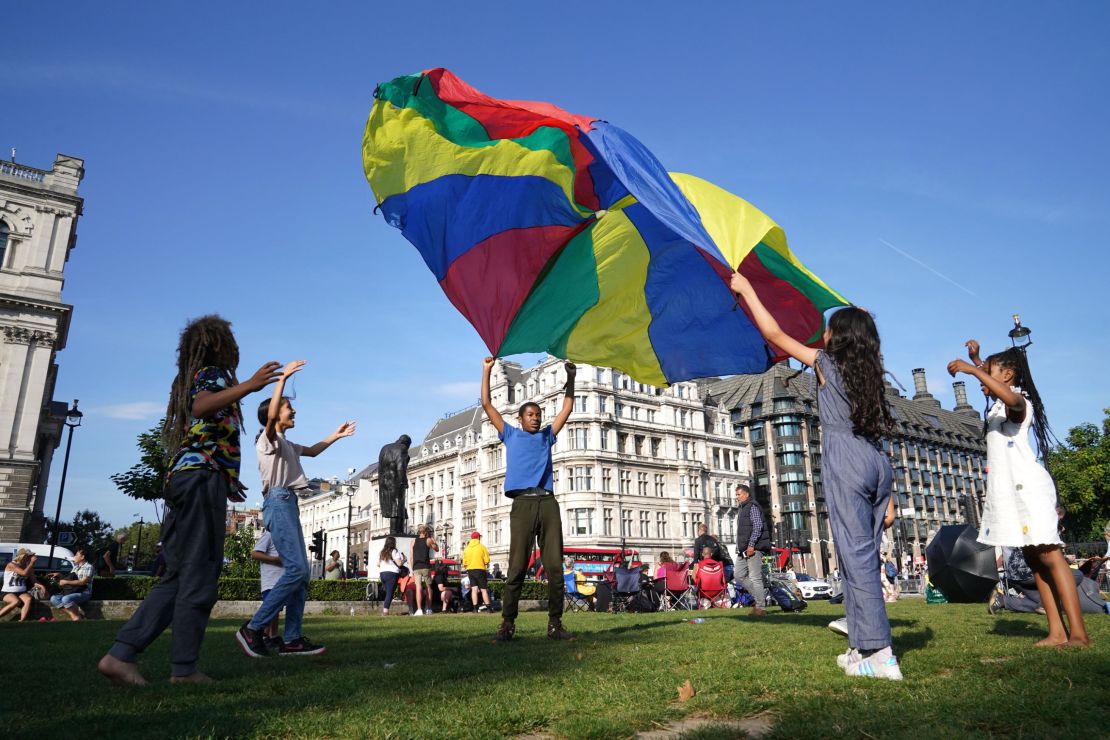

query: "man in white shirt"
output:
48 546 95 621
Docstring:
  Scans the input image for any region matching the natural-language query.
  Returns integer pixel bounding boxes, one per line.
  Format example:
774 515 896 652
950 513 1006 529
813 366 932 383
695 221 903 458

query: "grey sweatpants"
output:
825 432 893 651
733 551 767 608
109 468 227 676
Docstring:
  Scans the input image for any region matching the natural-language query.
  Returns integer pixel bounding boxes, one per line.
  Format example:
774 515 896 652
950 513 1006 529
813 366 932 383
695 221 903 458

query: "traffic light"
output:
309 529 325 560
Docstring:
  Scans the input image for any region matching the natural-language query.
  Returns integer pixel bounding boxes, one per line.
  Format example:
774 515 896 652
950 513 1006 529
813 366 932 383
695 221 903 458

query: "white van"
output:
0 542 77 575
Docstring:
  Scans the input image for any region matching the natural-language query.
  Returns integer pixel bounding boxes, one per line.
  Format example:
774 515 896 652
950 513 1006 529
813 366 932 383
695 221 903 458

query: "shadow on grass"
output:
989 618 1045 638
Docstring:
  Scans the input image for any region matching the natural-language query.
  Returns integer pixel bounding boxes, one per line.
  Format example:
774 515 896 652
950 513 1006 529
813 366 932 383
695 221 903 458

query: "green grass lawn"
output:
3 600 1107 738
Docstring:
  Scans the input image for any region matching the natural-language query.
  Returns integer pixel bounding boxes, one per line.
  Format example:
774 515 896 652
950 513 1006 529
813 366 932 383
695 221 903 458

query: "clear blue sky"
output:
4 2 1108 532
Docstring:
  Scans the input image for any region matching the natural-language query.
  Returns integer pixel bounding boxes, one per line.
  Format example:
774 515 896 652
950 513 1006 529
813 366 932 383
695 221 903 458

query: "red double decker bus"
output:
526 546 641 582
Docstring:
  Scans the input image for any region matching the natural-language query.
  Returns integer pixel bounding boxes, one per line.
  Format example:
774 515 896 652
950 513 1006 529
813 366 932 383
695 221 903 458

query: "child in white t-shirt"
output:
252 530 285 649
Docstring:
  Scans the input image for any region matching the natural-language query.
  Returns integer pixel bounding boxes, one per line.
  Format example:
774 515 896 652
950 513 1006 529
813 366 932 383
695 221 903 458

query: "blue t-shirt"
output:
499 424 556 493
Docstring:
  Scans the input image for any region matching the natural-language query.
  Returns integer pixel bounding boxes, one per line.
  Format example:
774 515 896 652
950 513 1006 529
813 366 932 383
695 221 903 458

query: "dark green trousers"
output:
501 494 564 620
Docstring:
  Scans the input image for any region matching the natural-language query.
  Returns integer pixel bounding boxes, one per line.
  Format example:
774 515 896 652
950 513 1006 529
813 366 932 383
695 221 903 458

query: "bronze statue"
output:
378 434 411 534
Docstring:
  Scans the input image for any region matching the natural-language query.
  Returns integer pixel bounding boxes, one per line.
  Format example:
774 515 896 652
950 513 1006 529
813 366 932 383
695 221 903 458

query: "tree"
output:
224 526 261 579
1046 407 1110 543
46 509 114 554
110 420 170 523
120 519 162 571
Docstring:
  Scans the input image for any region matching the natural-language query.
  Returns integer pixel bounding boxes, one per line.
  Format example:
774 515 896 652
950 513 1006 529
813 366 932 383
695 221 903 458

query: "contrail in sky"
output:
878 238 980 298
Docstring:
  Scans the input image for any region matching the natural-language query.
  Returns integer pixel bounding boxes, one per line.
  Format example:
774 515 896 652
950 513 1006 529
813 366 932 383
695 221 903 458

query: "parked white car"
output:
794 573 833 599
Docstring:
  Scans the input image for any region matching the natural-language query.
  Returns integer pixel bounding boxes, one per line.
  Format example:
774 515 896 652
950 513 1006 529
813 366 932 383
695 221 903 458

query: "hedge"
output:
90 577 553 602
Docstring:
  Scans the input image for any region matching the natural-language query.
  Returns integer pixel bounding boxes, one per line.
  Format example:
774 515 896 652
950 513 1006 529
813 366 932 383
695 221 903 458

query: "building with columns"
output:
302 357 751 574
705 363 986 576
0 154 84 542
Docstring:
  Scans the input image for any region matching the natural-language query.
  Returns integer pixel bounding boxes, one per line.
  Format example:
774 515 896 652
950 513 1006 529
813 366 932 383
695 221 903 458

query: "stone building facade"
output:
705 363 987 576
0 154 84 542
302 357 751 573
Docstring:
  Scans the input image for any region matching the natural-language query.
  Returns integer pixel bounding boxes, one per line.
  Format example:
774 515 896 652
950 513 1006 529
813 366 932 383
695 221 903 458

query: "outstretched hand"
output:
248 362 283 391
333 421 357 439
283 360 306 378
729 271 752 296
483 356 496 372
564 361 577 377
947 359 976 377
964 340 981 366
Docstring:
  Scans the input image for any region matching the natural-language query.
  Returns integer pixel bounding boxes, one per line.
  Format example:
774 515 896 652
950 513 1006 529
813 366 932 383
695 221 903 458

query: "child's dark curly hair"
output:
825 307 894 442
163 315 240 453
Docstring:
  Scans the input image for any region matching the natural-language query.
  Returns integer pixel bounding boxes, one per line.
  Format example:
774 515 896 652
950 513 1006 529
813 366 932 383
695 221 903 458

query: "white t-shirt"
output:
255 531 284 592
378 548 405 574
256 431 308 493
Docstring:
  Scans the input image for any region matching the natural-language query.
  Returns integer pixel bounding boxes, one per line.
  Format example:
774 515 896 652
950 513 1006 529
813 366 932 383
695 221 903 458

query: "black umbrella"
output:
926 524 997 603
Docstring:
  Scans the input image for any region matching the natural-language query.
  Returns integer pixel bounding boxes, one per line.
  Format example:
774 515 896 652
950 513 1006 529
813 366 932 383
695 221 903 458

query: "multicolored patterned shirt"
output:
168 366 245 501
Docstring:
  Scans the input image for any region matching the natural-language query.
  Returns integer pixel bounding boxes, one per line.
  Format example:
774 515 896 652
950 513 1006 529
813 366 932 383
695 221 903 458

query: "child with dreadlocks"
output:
948 340 1090 647
99 316 281 685
731 272 903 680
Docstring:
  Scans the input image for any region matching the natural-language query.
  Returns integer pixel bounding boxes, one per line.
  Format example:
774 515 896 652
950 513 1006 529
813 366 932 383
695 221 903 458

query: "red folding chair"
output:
659 561 693 610
694 558 729 609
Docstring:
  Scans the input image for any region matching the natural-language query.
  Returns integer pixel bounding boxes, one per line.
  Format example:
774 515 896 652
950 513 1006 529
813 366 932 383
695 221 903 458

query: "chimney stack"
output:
911 368 942 409
952 381 978 418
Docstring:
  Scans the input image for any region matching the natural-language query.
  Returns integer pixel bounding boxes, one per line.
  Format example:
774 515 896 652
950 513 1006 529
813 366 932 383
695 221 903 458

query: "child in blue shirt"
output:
481 356 576 642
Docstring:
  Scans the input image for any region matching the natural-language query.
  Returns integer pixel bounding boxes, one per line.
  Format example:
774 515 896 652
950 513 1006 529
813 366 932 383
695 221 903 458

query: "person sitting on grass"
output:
432 561 456 613
481 356 577 643
0 549 36 622
47 546 95 621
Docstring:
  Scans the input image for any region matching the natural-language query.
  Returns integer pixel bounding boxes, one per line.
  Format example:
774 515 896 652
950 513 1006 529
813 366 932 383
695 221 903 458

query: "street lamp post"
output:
133 515 145 570
48 400 83 565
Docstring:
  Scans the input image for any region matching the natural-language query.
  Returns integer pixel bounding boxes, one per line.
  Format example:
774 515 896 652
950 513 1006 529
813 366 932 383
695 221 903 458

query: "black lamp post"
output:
48 400 83 564
133 514 145 570
1008 314 1032 352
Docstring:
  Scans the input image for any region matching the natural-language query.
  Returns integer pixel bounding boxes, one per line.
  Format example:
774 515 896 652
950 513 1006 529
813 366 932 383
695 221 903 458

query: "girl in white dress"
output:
948 341 1090 647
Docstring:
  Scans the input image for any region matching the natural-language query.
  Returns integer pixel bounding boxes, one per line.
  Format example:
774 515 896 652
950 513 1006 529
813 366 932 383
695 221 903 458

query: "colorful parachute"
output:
362 69 848 385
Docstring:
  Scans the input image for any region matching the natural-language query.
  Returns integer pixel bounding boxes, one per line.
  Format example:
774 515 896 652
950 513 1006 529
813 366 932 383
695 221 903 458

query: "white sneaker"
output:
424 609 433 615
828 618 849 637
412 610 424 617
836 648 861 669
844 651 903 681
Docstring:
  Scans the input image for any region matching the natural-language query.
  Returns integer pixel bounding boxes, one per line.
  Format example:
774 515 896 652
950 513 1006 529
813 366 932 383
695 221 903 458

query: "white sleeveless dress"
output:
978 395 1060 547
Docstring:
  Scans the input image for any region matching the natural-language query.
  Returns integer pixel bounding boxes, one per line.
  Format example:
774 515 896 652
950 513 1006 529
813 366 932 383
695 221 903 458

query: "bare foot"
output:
1059 637 1092 649
1033 636 1068 648
98 655 148 686
170 672 215 684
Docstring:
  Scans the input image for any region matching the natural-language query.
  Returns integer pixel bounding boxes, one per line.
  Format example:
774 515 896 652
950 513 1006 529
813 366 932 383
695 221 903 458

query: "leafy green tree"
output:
223 526 261 579
1046 407 1110 542
120 519 162 570
110 420 169 523
46 509 114 554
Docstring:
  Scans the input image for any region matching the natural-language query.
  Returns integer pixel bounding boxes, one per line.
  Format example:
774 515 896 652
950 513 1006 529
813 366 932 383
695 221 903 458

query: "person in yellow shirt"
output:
462 532 492 612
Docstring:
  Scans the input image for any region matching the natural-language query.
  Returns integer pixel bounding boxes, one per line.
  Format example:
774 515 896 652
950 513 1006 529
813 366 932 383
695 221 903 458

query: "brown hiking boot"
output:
547 618 576 641
492 620 516 643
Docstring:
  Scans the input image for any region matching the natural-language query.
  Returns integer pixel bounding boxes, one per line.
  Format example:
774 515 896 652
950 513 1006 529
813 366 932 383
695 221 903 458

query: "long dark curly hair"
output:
825 307 894 442
163 315 240 454
984 348 1055 457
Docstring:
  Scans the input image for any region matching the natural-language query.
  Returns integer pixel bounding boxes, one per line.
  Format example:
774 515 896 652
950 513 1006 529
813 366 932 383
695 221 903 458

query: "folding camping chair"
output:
659 561 693 610
610 565 642 613
564 572 591 612
694 558 729 609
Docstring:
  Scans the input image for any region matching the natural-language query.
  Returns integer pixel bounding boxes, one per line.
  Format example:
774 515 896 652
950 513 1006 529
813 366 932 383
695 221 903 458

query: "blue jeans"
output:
248 488 309 641
51 591 91 610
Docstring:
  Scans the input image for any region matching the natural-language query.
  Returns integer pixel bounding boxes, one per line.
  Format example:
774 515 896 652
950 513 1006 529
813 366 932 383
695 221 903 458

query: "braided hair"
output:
163 315 240 454
824 307 895 441
984 348 1055 457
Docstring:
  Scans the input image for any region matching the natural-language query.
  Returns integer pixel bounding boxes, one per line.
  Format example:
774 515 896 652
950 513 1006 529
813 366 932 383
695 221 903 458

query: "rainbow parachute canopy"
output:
363 68 848 385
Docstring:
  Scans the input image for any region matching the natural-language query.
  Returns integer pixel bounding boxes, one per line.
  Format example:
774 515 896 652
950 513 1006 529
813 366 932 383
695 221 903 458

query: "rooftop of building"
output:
703 361 985 450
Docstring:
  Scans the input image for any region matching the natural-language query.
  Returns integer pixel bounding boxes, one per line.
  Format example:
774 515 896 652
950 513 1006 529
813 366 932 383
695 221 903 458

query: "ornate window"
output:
0 220 8 268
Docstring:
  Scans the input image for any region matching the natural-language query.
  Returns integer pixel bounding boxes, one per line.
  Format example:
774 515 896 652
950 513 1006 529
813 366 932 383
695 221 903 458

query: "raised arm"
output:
946 359 1026 421
301 421 356 458
251 549 283 566
550 362 577 435
264 360 304 442
730 272 819 368
192 361 283 419
480 357 505 435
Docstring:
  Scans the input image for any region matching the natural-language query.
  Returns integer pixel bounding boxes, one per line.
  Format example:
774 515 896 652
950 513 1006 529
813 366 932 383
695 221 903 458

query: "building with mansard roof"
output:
302 356 751 573
704 362 986 576
0 154 84 542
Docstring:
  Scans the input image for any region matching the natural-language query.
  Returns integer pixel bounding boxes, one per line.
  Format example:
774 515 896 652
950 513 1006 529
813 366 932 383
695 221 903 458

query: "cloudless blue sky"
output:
4 2 1108 532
